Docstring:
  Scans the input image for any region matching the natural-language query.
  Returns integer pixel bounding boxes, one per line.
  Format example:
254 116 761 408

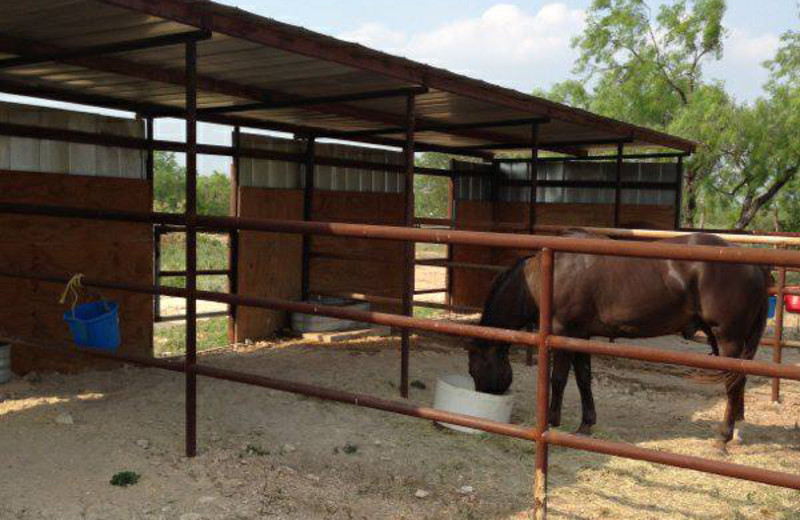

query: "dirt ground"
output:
1 329 798 520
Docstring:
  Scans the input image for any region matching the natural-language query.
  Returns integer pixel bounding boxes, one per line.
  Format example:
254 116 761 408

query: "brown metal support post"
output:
534 248 554 519
184 40 198 458
526 124 540 366
227 126 241 344
146 117 158 331
528 123 539 234
401 93 416 398
772 266 786 402
445 171 455 308
674 156 684 230
301 135 317 300
614 142 624 227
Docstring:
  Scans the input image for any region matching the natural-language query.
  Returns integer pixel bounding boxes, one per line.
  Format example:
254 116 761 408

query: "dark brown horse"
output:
467 231 770 448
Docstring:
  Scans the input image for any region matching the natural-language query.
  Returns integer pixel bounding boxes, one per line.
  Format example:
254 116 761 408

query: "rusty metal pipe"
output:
2 202 799 267
534 248 554 519
548 336 800 380
545 431 800 490
195 364 538 441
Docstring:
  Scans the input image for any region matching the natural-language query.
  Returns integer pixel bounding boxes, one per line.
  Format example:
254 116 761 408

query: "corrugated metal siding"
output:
455 160 677 205
0 102 145 179
238 133 403 193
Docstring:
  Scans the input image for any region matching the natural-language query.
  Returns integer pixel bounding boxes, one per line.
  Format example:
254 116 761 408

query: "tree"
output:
550 0 797 230
153 151 231 216
570 0 726 226
414 153 451 218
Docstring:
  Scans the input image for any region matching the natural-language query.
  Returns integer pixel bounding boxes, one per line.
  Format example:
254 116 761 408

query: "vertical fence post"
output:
526 124 540 366
772 266 786 403
445 170 455 309
301 135 316 301
613 142 624 228
227 126 241 344
400 93 416 398
153 226 162 322
674 155 683 230
184 39 198 458
534 248 554 519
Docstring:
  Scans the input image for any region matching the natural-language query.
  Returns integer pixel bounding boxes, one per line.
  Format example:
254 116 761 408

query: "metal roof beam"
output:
323 117 552 139
196 86 429 116
0 30 212 70
0 34 517 152
0 78 490 159
464 137 634 151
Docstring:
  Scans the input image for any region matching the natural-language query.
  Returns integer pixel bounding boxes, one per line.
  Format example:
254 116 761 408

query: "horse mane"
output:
480 254 536 325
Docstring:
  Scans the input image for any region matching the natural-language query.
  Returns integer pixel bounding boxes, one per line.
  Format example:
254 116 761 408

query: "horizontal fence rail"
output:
1 202 797 267
1 201 799 509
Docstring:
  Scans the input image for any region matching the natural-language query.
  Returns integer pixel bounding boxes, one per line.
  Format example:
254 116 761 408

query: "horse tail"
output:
724 289 768 390
692 291 768 388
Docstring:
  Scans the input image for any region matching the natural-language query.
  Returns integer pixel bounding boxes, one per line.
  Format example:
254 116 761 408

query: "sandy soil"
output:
1 331 798 520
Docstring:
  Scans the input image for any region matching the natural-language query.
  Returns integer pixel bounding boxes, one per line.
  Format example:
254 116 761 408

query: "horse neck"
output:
480 257 540 331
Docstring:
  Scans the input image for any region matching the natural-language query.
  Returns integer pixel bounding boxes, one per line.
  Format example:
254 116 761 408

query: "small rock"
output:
373 440 382 446
136 439 150 450
198 496 215 505
414 489 430 499
55 412 74 425
305 473 320 483
281 443 296 454
458 485 474 495
244 339 254 346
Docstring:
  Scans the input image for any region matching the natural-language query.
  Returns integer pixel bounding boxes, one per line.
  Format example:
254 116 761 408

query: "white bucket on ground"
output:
433 374 514 434
0 343 11 384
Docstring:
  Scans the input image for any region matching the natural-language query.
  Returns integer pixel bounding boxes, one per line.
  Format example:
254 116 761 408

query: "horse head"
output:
466 339 512 394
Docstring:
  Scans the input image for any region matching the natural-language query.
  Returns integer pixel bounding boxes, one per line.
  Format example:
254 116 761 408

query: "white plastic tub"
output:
291 296 371 333
432 374 514 434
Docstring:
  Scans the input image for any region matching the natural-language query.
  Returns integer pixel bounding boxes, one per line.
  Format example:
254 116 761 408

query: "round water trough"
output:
291 296 371 333
433 374 514 434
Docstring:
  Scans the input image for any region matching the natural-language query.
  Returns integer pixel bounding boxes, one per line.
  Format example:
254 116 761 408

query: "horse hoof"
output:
574 424 593 436
713 439 729 455
730 428 744 445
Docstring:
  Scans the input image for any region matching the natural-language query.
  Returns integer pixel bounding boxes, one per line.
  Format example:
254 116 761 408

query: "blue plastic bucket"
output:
63 301 120 350
767 296 777 319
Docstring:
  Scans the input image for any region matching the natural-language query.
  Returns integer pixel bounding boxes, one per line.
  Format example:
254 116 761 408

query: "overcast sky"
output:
2 1 794 173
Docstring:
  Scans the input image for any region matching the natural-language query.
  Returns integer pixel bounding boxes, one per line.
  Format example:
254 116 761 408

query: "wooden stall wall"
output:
0 171 152 374
235 187 304 342
451 201 675 307
309 191 405 307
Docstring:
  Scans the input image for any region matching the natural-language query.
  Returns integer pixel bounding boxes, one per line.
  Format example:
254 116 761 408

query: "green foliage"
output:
546 0 798 231
153 316 228 356
110 471 140 487
415 153 452 218
159 233 228 292
153 152 231 216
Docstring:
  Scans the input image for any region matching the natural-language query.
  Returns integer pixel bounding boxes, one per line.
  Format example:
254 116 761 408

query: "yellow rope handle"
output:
59 274 85 314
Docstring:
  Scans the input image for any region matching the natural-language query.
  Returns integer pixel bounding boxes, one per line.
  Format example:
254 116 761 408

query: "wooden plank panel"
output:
236 187 303 341
312 190 405 224
0 170 152 374
451 200 495 308
619 204 675 230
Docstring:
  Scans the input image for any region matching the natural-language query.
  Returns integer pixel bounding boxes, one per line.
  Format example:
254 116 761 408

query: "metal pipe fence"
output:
1 204 799 518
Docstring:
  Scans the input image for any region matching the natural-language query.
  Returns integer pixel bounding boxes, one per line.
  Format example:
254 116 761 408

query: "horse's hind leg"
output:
572 352 596 435
715 338 747 452
548 351 572 428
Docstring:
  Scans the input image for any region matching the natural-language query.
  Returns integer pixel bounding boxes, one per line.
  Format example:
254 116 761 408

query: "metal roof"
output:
0 0 696 156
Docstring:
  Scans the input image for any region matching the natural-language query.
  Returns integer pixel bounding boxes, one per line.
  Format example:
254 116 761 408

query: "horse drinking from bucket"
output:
467 231 770 449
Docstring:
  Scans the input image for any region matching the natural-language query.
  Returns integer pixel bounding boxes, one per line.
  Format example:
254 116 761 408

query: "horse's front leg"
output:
548 351 572 428
572 352 596 435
